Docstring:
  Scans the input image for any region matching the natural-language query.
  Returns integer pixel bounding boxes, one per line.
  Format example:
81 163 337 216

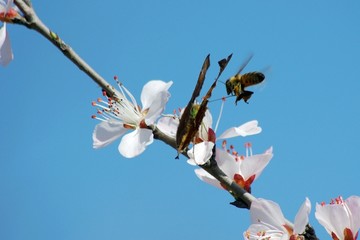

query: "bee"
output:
225 54 265 104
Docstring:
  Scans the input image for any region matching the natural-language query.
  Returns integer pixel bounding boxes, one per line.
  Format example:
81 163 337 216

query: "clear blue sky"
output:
1 0 360 239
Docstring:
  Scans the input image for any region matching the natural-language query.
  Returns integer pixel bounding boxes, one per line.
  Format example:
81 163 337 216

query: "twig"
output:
13 0 115 97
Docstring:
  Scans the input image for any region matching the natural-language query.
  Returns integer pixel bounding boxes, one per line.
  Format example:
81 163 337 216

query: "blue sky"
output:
1 0 360 239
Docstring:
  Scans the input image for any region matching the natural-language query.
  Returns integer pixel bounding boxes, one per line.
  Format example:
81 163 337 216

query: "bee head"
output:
225 78 233 95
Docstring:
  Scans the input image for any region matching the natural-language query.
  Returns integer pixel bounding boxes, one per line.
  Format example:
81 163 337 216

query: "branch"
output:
12 0 255 208
9 0 302 235
13 0 115 97
153 124 255 209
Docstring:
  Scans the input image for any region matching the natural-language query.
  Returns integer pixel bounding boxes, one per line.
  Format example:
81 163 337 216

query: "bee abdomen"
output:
241 72 265 87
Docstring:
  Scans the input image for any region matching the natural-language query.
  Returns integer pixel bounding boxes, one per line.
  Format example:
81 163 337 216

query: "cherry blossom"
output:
92 78 173 158
244 198 311 240
194 143 273 192
315 196 360 240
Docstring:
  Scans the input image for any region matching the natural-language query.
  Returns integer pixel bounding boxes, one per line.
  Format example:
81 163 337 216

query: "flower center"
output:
91 76 146 128
222 141 253 161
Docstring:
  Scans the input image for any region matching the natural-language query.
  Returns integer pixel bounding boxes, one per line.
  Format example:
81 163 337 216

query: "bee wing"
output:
236 53 254 75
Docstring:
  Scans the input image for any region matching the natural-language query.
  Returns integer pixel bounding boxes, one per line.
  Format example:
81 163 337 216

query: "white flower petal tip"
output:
141 80 173 125
294 198 311 235
118 128 154 158
92 121 127 149
156 116 178 139
217 120 261 140
0 23 14 66
240 147 273 181
194 168 222 189
265 146 273 154
187 141 215 165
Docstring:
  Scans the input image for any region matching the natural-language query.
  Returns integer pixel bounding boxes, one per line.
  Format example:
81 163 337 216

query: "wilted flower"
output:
315 196 360 240
244 198 311 240
92 78 173 158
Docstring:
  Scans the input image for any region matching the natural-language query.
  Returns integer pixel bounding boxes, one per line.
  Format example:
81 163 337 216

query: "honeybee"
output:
225 55 265 104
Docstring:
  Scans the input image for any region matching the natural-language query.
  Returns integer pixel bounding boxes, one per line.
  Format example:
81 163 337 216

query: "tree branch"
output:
10 0 264 211
152 124 255 209
9 0 300 235
13 0 116 97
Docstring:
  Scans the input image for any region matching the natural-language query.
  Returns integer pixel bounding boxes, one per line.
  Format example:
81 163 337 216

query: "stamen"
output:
117 80 139 111
91 115 107 122
245 142 253 157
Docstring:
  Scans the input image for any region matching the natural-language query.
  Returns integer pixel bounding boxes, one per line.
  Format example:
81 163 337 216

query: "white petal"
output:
156 116 179 138
92 121 127 148
141 80 173 125
187 141 214 165
250 198 287 231
186 158 196 166
294 197 311 234
198 110 213 140
240 147 273 180
217 120 262 140
194 168 222 189
214 148 239 178
0 23 14 66
315 202 351 239
118 128 153 158
202 110 213 129
345 196 360 234
187 146 196 165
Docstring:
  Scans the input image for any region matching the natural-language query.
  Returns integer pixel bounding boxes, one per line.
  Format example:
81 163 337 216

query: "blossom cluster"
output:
91 80 360 240
245 196 360 240
3 5 359 238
